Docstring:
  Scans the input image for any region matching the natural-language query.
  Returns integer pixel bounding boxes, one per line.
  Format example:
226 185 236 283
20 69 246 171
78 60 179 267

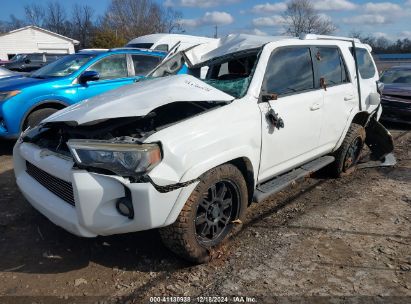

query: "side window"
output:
264 47 314 95
45 54 60 62
131 55 162 75
87 54 128 80
353 48 376 79
29 54 44 62
316 47 348 85
154 44 169 52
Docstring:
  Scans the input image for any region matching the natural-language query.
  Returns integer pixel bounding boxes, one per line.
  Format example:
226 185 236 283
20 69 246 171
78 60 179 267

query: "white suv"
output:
13 34 393 263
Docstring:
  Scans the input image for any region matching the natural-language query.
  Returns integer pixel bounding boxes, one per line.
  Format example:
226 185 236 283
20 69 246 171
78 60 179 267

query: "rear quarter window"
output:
351 48 376 79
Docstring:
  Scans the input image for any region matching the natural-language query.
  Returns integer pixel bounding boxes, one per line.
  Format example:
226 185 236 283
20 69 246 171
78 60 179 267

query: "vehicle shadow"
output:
1 166 320 277
0 167 190 276
0 140 15 156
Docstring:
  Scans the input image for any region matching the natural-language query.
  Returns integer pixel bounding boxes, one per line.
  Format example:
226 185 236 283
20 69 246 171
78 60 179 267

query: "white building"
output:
0 25 79 61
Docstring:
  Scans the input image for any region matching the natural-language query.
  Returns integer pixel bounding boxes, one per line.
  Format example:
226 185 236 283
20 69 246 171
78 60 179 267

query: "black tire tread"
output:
159 164 248 263
25 108 59 129
331 123 366 177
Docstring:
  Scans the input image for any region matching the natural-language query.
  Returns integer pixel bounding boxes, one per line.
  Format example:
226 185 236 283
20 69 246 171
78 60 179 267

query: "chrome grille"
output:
26 161 75 206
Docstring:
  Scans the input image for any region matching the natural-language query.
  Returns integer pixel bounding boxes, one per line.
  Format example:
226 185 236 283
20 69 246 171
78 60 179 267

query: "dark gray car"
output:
3 53 66 72
380 66 411 124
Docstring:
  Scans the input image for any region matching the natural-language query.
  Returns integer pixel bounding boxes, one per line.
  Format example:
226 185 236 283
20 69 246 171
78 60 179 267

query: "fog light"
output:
116 198 134 219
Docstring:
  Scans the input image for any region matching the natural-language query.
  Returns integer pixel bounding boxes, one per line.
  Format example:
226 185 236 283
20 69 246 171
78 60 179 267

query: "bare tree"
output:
45 1 69 35
72 4 95 48
101 0 182 40
24 4 45 27
162 7 183 33
9 14 26 30
282 0 336 37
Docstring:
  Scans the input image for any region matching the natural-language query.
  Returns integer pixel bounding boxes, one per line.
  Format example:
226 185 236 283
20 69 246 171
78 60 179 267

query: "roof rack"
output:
108 47 167 53
299 34 361 43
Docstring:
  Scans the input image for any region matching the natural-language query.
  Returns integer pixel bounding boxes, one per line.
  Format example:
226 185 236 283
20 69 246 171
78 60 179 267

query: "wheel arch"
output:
163 155 257 227
228 157 255 205
21 100 68 130
333 111 371 152
351 111 372 127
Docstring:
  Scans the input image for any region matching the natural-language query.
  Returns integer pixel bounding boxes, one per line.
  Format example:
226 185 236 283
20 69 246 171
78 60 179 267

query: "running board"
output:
253 156 335 203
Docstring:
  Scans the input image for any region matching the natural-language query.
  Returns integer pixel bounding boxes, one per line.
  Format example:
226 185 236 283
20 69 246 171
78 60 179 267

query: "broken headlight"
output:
67 139 162 177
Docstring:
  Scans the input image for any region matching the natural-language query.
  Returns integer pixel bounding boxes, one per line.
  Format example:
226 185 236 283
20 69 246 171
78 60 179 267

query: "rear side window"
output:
126 43 154 49
264 47 314 95
154 44 169 52
315 47 348 85
29 54 44 62
131 55 162 75
45 54 60 62
352 48 376 79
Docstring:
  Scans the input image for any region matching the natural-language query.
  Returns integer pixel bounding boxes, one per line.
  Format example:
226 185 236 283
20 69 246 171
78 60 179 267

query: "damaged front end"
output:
21 100 227 182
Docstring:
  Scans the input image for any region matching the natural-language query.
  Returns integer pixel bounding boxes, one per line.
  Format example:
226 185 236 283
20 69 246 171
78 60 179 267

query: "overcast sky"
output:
1 0 411 40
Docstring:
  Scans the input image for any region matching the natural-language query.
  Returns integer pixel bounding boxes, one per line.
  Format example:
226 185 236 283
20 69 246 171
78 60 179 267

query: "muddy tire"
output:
160 164 248 264
330 123 366 177
25 108 59 129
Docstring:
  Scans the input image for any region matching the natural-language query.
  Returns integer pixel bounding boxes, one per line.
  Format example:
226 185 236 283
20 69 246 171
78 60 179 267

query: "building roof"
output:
0 25 79 45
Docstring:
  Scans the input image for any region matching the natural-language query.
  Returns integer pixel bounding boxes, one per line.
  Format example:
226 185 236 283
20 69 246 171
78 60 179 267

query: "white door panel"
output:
258 90 323 182
320 83 356 149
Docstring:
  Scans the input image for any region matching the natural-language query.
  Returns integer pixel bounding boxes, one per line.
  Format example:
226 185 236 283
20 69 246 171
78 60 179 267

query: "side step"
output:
253 156 335 203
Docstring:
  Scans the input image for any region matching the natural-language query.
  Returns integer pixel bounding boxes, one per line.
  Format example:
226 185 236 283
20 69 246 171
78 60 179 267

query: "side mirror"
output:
79 70 100 83
261 93 278 103
369 92 381 106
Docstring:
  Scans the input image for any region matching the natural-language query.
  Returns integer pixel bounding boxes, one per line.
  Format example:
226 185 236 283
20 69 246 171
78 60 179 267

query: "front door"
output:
258 46 324 182
77 54 135 101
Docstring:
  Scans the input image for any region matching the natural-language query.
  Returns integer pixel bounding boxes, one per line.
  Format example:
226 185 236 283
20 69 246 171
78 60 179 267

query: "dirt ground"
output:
0 123 410 304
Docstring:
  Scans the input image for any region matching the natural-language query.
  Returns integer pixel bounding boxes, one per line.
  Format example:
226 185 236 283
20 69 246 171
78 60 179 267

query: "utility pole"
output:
214 25 218 38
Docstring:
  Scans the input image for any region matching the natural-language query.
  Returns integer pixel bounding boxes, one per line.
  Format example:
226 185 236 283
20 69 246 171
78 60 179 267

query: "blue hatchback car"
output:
0 49 165 139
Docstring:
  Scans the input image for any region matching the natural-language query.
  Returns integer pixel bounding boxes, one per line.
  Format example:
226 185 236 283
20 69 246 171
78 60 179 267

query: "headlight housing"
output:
0 90 21 102
67 139 162 177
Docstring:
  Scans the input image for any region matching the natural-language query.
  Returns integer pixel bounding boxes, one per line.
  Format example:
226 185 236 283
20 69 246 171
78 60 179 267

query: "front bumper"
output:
13 141 197 237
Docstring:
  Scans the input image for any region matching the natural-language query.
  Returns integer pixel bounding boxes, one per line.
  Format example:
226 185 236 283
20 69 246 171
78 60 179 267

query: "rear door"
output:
315 46 357 150
258 46 324 181
77 54 135 101
130 54 162 78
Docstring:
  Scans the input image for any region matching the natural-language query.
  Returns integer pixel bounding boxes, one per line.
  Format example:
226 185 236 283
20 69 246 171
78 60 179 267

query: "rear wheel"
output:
24 108 59 129
330 123 366 177
160 164 248 263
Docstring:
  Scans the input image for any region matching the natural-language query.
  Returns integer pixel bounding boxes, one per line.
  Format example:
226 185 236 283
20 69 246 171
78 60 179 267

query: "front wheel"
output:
160 164 248 263
24 108 59 129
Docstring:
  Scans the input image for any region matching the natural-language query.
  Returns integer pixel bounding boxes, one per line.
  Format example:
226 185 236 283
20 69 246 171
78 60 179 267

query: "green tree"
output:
90 29 126 48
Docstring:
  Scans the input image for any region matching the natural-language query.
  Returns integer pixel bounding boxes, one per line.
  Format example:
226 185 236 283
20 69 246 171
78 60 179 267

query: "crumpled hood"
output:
44 74 234 125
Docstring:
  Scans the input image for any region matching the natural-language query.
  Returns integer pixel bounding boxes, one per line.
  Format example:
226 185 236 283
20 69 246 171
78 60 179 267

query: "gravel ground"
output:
0 123 409 304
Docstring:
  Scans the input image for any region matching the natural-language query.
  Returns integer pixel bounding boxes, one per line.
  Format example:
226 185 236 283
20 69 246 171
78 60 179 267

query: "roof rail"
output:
299 33 361 43
108 47 167 53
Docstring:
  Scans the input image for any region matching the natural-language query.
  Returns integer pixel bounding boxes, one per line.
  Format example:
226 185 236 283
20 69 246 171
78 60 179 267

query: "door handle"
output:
344 95 354 101
310 103 321 111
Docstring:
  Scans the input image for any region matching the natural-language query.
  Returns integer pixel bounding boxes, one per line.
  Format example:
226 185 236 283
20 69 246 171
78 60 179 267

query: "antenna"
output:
214 25 218 38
